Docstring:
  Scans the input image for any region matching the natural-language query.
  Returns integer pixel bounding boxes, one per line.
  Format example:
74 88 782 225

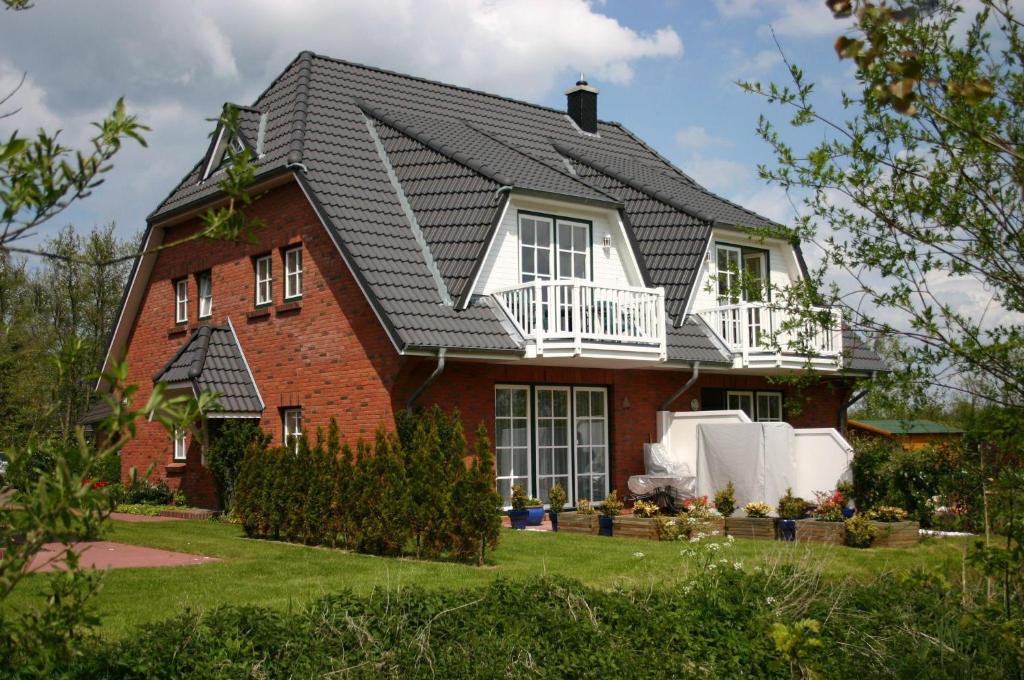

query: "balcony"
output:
493 281 666 360
695 302 842 370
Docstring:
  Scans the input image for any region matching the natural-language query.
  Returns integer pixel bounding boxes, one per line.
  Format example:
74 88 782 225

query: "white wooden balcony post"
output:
657 287 666 359
533 279 544 353
572 282 582 355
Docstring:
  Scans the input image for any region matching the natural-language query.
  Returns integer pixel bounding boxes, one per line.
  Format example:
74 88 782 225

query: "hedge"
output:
232 409 502 564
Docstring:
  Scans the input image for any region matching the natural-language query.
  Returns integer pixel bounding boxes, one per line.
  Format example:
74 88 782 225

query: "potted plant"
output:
525 494 545 526
776 488 808 541
547 484 567 532
682 495 724 537
836 480 856 518
797 489 847 544
714 481 737 518
726 501 775 540
508 484 530 530
613 499 660 539
598 490 622 536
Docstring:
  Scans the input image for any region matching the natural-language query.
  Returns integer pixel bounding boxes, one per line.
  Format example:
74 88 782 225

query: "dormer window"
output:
519 212 591 283
230 136 246 155
284 246 303 300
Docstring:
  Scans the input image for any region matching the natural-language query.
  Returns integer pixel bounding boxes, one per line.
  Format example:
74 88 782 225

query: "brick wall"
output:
119 181 405 508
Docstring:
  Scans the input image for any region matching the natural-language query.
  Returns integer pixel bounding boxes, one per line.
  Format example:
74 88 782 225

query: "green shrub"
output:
744 502 772 518
844 514 877 548
867 506 908 522
206 419 270 512
632 499 659 518
548 483 567 513
510 483 529 511
576 498 595 515
599 490 623 517
777 488 809 520
714 481 737 517
121 478 178 506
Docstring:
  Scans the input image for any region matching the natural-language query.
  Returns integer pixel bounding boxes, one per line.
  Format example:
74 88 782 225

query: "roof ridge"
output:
286 51 313 166
555 143 713 223
357 100 514 186
187 325 214 379
463 121 622 205
309 51 613 126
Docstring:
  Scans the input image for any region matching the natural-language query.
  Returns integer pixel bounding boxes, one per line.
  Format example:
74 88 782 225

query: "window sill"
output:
275 300 302 315
246 307 271 321
164 462 186 474
168 325 188 338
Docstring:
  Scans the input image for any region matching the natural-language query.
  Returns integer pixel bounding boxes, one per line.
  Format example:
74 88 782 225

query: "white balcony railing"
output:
494 280 666 358
696 302 842 364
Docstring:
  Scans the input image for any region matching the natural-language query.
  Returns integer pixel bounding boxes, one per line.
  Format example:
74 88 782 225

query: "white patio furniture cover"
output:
695 423 797 512
626 442 697 497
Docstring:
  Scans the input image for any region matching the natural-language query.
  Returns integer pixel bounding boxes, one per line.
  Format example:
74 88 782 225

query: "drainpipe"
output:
406 348 447 410
659 362 700 412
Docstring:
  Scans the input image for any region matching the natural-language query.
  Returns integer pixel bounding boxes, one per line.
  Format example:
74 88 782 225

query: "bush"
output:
576 498 595 515
599 490 623 517
867 506 908 522
632 499 659 518
121 478 180 506
714 481 737 517
777 488 809 520
547 483 567 513
206 419 270 512
811 490 845 522
844 514 878 548
744 502 772 518
510 484 529 511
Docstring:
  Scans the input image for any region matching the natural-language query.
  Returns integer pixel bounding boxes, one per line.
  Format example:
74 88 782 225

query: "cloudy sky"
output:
0 0 859 241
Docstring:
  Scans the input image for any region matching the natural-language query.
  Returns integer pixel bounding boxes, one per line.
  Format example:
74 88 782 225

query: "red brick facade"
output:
118 180 853 508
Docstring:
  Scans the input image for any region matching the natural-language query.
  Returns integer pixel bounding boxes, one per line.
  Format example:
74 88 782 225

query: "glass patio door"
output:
535 387 571 504
495 386 530 505
574 387 608 503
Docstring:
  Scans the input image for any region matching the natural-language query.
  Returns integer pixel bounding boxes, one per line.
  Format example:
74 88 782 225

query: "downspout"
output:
406 348 447 410
838 371 875 435
659 362 700 412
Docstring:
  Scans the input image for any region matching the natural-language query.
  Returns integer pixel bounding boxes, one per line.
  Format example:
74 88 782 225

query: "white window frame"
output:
495 385 531 507
519 215 554 283
755 392 784 422
573 386 608 505
197 272 213 319
173 426 187 461
716 244 742 305
535 386 572 506
175 279 189 324
284 247 303 300
282 408 302 452
255 255 273 306
726 390 755 420
555 219 591 281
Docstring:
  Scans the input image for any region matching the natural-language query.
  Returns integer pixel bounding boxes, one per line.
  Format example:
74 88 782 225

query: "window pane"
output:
497 447 512 476
495 419 511 447
558 223 571 246
496 389 510 416
574 226 588 250
537 255 550 276
537 223 550 247
522 248 534 274
574 254 586 277
559 252 571 277
512 389 527 417
522 219 535 244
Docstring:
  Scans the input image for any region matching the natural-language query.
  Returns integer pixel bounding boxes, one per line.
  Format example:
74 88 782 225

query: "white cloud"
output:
712 0 850 38
727 49 783 82
683 155 751 193
731 185 793 224
674 125 732 149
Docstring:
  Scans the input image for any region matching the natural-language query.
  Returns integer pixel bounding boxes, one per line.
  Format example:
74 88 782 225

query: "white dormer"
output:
474 193 666 361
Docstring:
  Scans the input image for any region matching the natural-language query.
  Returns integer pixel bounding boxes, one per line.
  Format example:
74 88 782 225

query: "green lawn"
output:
7 519 972 638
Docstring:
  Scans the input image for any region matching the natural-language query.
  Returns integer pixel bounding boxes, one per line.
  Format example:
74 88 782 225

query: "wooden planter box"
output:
613 515 658 540
871 520 921 547
726 517 776 540
796 519 845 545
687 517 726 538
559 512 598 535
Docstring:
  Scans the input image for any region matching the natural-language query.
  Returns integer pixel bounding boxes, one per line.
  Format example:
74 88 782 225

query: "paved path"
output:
27 541 217 572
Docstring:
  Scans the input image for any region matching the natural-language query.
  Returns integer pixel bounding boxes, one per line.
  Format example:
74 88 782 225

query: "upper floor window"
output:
282 408 302 452
173 426 187 461
284 246 303 300
174 279 188 324
519 213 591 283
197 271 213 319
716 243 767 304
255 255 272 306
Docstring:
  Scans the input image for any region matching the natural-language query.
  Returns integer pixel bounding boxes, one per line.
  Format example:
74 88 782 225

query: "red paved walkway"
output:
27 541 217 572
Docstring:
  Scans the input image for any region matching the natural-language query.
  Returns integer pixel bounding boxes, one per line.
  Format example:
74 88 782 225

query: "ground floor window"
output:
282 408 302 452
173 427 187 461
724 389 783 422
494 384 608 507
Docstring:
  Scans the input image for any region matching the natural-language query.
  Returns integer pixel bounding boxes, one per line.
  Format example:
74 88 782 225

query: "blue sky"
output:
0 0 857 246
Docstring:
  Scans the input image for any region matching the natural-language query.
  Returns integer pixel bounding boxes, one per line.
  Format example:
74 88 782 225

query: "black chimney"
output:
566 76 598 134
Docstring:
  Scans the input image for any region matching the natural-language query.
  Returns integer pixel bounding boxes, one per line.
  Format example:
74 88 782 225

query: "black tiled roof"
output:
843 329 888 372
145 51 881 370
154 323 264 414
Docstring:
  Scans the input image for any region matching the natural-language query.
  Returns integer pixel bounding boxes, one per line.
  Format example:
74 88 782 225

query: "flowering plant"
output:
866 506 908 522
632 499 659 518
682 495 721 520
743 502 772 518
811 489 845 522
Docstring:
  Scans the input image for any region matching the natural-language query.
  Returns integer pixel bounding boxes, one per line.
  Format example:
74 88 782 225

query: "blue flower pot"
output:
778 519 796 541
598 515 613 536
508 509 529 530
526 507 545 526
842 507 855 519
549 511 559 532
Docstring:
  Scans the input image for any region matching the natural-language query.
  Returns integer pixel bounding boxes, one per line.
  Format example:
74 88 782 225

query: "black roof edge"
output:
292 171 408 355
457 191 510 309
286 51 313 166
356 99 516 186
511 187 621 210
615 208 653 288
553 142 714 223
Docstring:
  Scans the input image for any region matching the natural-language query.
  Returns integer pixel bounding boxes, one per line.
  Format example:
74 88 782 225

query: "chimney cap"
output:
565 78 599 96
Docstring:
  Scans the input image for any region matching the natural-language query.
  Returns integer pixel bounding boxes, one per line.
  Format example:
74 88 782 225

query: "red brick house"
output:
98 52 883 509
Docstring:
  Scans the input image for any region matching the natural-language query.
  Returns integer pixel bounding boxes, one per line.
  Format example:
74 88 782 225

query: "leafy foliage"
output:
844 514 878 549
744 502 772 518
598 489 622 517
715 481 737 517
777 488 810 520
547 482 567 514
206 419 270 512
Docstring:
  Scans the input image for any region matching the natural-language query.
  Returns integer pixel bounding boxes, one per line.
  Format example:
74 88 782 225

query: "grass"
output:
6 518 972 638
